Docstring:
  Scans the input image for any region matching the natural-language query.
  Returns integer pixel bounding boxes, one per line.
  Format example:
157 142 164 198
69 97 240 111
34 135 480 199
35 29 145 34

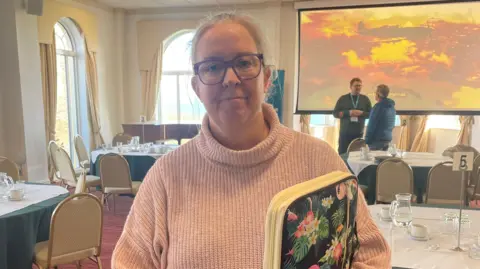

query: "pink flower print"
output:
308 265 320 269
294 229 303 238
287 210 298 221
333 242 343 262
305 210 314 224
336 183 347 200
286 249 294 256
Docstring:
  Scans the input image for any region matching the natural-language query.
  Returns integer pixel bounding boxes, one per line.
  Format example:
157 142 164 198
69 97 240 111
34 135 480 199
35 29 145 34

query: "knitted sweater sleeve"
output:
111 164 168 269
329 150 391 269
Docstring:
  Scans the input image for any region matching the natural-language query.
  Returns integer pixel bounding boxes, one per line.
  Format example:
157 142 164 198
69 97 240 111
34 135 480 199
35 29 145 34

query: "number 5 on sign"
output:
453 152 474 171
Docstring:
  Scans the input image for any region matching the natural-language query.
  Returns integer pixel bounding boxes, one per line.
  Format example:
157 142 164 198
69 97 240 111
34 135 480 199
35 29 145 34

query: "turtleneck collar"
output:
195 103 293 168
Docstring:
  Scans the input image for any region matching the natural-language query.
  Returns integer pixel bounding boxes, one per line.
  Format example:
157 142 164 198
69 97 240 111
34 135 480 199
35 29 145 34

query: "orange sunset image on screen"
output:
297 2 480 112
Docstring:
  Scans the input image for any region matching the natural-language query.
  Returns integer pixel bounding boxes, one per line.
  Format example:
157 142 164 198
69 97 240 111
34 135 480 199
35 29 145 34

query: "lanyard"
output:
350 94 359 109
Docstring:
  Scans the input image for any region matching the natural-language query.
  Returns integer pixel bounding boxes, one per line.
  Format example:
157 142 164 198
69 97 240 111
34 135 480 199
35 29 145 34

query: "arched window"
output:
156 31 206 123
54 19 85 164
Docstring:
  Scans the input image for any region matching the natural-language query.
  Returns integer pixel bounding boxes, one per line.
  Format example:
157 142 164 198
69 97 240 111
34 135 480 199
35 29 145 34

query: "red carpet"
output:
34 192 133 269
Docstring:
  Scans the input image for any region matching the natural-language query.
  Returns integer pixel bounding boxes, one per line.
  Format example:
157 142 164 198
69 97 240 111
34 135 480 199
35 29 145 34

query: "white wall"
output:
123 2 292 125
0 0 48 181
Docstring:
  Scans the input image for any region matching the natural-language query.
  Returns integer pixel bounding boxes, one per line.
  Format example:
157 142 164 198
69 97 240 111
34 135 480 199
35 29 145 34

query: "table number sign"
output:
453 152 474 171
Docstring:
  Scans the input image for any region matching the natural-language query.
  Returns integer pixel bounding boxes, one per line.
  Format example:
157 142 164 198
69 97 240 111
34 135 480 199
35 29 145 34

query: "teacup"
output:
8 188 24 201
409 223 428 238
380 207 391 219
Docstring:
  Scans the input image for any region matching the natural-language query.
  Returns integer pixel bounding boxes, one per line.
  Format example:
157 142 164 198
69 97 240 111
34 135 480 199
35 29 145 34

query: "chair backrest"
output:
46 193 103 265
442 145 479 159
469 155 480 186
48 141 60 170
347 138 365 153
112 133 132 146
376 158 414 203
0 157 20 181
426 161 463 205
54 147 78 187
99 153 132 190
74 172 87 195
74 135 90 168
471 166 480 199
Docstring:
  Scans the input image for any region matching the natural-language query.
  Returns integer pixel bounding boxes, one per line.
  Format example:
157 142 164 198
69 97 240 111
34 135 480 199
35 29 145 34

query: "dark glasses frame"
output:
193 53 264 85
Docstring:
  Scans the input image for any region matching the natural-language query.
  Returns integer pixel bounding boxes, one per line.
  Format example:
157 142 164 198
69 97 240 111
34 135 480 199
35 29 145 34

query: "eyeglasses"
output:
193 53 264 85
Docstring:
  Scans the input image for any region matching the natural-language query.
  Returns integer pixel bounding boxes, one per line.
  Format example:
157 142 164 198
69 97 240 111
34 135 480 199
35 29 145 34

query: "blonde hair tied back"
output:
190 11 278 87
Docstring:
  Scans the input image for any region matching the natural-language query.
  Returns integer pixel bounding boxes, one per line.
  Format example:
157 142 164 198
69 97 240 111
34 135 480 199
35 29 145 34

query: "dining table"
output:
346 151 451 204
0 183 69 269
369 204 480 269
90 144 179 181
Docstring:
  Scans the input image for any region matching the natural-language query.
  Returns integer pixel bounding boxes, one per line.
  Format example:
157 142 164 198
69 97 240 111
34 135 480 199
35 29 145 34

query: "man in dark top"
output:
333 78 372 154
365 84 396 150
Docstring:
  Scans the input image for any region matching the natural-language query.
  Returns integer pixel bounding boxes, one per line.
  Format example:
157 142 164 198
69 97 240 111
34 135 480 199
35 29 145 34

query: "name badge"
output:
351 117 359 122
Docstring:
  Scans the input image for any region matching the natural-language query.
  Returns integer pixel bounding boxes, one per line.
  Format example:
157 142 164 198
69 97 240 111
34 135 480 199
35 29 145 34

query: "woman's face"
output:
192 22 271 129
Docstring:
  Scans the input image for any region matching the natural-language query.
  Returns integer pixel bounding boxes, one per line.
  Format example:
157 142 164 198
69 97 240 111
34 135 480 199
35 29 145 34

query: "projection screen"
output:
296 1 480 114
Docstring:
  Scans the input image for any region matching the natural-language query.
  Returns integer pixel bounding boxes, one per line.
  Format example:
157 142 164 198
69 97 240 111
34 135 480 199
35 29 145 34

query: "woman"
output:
112 13 390 269
365 84 396 151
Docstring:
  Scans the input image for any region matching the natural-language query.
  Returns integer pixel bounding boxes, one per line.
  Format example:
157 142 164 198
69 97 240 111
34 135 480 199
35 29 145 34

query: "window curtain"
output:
39 41 57 180
397 116 411 151
141 45 163 121
84 40 105 150
457 116 474 145
410 116 429 152
300 114 311 134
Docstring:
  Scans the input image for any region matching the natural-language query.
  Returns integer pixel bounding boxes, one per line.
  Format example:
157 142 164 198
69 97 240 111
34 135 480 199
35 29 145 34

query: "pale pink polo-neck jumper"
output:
112 104 391 269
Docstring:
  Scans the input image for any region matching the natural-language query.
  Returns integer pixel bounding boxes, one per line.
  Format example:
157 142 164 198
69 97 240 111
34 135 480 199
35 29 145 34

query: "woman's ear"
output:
263 66 272 93
191 76 200 99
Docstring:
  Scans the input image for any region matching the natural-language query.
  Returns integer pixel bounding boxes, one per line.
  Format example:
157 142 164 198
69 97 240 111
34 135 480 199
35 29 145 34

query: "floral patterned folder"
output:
263 171 360 269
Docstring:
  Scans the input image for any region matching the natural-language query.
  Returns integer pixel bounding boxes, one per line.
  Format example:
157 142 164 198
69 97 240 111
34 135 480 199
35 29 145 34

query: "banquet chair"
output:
33 193 103 269
426 161 463 205
0 156 20 182
376 158 413 203
347 138 366 154
49 141 83 180
112 133 133 146
98 153 141 214
74 170 87 195
74 135 91 173
54 147 101 191
442 144 479 159
467 166 480 205
468 155 480 187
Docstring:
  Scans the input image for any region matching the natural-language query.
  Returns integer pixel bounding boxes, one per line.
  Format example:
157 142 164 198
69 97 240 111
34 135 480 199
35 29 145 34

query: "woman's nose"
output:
222 67 241 88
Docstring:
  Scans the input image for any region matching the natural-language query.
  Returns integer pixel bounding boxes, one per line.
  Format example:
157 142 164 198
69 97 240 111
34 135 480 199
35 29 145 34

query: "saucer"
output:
8 195 25 201
377 213 392 222
409 234 430 241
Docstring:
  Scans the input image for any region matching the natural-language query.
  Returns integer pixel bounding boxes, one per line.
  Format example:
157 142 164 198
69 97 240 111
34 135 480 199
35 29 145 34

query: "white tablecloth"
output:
0 184 68 217
369 204 480 268
348 151 451 175
91 145 178 163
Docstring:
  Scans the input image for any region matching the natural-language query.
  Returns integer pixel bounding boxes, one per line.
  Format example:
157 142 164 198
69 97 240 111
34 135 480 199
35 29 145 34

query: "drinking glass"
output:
390 193 413 227
0 173 14 199
443 212 458 234
469 234 480 260
454 213 471 234
388 143 398 157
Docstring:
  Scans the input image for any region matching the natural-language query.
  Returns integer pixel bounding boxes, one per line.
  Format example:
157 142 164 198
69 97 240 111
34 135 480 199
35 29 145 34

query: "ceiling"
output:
93 0 292 9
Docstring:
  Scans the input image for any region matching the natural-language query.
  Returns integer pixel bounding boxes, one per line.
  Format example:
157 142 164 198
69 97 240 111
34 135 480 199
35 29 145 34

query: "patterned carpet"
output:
36 192 133 269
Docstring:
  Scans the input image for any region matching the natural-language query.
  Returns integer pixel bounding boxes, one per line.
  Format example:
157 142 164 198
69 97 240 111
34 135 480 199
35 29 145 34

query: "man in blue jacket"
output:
365 84 396 150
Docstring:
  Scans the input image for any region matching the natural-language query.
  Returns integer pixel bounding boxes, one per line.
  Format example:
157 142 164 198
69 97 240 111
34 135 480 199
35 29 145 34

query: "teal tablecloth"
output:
0 192 69 269
90 154 157 181
340 154 430 205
